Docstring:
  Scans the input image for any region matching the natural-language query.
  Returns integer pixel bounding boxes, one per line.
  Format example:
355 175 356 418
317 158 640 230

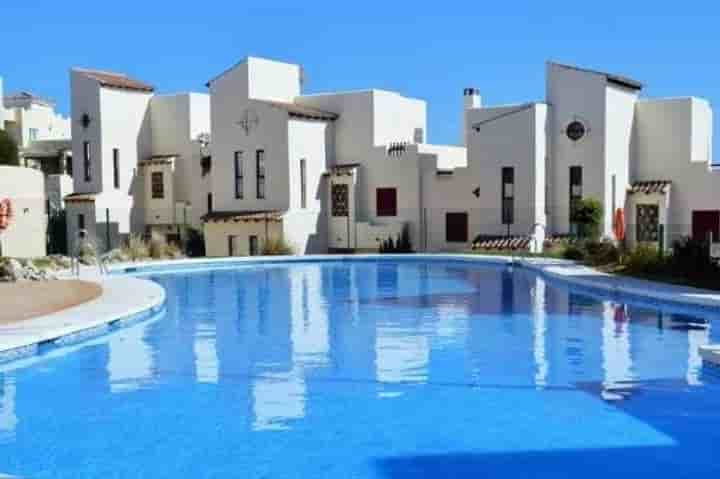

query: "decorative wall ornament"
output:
236 109 259 135
331 183 349 217
472 186 481 198
566 120 586 141
636 204 660 242
80 113 92 129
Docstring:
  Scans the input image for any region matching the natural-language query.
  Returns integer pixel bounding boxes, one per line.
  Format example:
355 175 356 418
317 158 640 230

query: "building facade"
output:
64 68 211 252
60 58 717 258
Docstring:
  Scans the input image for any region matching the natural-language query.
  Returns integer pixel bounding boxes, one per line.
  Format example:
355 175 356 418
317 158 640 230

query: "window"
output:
249 235 259 256
376 188 397 217
113 148 120 189
151 171 164 199
234 151 244 199
692 210 720 242
332 183 349 217
569 166 583 232
83 141 91 182
300 158 307 209
207 193 213 213
501 167 514 225
636 204 660 242
256 150 265 199
28 128 39 142
65 156 73 177
446 212 469 243
78 214 85 231
228 235 236 257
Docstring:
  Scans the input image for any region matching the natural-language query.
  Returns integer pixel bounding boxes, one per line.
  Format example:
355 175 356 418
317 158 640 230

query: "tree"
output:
0 130 19 166
571 197 603 240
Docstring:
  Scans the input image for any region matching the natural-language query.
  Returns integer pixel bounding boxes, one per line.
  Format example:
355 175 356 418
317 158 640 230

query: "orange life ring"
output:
0 198 14 232
613 208 625 241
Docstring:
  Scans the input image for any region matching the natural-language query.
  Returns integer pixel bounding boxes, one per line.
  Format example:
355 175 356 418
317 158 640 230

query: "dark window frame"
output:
501 167 514 225
569 166 583 232
256 150 266 199
249 235 259 256
83 141 91 182
78 214 85 231
446 212 469 243
112 148 120 189
234 151 244 199
376 187 398 217
207 193 213 213
151 171 165 199
300 158 307 209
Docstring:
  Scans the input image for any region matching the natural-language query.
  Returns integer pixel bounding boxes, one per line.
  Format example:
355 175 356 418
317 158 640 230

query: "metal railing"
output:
71 230 109 277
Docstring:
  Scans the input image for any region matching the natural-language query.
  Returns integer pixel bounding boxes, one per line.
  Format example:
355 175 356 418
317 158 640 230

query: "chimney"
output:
463 87 482 110
462 88 481 145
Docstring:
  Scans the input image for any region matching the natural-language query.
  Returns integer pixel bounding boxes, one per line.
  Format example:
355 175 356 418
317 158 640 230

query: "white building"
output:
62 58 717 257
65 68 211 252
1 77 74 212
204 57 467 256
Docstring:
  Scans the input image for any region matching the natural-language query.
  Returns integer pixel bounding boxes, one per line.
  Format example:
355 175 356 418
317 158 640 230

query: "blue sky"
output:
1 1 717 159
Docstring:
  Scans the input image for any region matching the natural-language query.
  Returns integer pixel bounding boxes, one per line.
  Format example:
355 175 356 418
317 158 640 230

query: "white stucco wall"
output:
372 90 426 147
99 87 152 195
285 119 330 254
546 63 608 236
604 84 638 236
142 162 176 225
297 91 373 164
463 103 547 238
149 93 211 228
0 166 47 258
633 97 720 242
71 70 105 195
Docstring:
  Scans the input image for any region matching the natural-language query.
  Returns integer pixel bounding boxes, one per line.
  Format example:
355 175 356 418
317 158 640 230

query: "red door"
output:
692 210 720 242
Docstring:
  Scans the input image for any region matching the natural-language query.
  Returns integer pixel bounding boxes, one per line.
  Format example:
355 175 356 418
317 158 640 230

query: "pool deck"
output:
0 276 165 358
3 254 718 366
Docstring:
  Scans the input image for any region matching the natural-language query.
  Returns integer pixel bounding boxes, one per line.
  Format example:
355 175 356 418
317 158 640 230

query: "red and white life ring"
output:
0 198 15 232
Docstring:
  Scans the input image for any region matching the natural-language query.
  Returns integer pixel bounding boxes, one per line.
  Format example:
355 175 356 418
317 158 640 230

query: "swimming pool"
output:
1 258 719 477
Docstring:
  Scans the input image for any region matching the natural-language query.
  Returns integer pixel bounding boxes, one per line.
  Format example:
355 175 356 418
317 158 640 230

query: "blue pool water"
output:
1 259 720 478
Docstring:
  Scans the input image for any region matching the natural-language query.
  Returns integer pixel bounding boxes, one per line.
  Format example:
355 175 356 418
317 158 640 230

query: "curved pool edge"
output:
0 276 166 363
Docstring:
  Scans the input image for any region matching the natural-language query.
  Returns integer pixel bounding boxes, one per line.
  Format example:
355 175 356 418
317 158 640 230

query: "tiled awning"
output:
202 210 284 223
64 193 97 203
628 180 672 195
323 163 360 177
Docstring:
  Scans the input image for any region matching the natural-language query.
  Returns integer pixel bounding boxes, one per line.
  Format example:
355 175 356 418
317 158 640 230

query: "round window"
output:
566 120 586 142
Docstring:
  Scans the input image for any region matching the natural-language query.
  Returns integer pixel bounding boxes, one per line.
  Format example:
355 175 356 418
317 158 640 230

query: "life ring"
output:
613 208 625 242
0 198 14 232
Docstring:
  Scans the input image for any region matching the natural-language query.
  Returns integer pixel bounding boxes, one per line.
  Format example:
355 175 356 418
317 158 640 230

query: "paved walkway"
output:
0 280 102 324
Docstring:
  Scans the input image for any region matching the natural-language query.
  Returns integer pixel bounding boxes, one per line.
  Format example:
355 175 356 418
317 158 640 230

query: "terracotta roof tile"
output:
78 69 154 93
628 180 672 195
202 210 284 223
260 100 338 121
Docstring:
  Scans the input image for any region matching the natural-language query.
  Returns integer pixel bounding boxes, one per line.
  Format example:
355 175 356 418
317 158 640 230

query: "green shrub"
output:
563 244 586 261
0 130 19 166
584 239 620 266
671 237 717 276
571 197 603 240
123 234 150 261
149 235 166 259
623 245 668 274
262 237 294 256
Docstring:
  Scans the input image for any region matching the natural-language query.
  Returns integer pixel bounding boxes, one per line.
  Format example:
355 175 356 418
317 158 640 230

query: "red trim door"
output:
692 210 720 242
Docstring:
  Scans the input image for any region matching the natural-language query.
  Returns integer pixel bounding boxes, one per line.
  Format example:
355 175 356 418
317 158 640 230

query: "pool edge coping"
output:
0 276 166 361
